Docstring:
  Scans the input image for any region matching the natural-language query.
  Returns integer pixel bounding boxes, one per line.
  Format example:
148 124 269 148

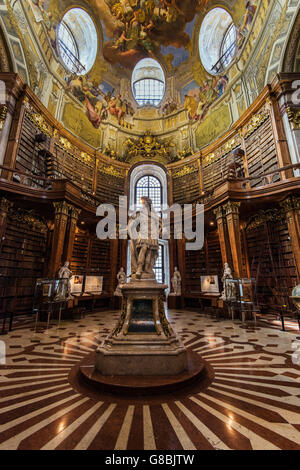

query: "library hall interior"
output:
1 0 300 452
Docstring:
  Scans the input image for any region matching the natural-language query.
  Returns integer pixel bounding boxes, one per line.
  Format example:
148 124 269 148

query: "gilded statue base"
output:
95 280 187 376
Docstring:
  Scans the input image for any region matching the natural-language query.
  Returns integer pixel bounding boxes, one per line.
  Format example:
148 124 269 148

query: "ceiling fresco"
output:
98 0 209 69
26 0 258 126
5 0 285 152
28 0 259 84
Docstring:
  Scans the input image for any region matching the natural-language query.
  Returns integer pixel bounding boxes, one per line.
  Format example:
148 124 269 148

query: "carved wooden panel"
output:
89 238 111 292
0 209 48 312
96 172 125 205
70 233 89 275
172 171 199 204
246 218 297 309
184 231 222 295
15 112 50 187
244 117 279 187
202 150 244 192
53 145 94 194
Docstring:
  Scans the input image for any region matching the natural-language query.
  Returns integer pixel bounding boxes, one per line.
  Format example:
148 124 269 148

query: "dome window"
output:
57 8 98 75
132 59 165 107
199 8 236 75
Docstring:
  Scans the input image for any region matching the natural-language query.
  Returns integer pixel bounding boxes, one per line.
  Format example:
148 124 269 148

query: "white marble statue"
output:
221 262 236 301
55 261 73 301
171 267 182 295
128 196 161 280
114 267 126 296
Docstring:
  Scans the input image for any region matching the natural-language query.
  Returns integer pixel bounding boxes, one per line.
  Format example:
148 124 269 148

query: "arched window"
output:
154 245 164 283
199 8 236 75
135 175 162 211
129 169 168 286
134 175 164 282
58 21 79 73
220 23 237 71
57 8 98 75
132 59 165 107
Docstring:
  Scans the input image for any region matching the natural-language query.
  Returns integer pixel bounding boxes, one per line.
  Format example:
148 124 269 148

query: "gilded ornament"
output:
100 165 124 179
0 105 8 130
173 165 198 179
286 107 300 130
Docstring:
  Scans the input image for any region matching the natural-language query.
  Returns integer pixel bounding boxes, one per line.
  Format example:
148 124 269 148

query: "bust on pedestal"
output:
96 197 187 376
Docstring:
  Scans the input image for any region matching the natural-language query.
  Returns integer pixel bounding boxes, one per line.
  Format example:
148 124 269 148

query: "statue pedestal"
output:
95 280 187 376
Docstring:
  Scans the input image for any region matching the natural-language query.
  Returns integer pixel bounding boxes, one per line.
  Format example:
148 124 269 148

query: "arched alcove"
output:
129 163 168 209
128 163 170 290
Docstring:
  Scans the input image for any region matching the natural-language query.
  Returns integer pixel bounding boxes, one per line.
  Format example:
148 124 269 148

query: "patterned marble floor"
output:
0 309 300 450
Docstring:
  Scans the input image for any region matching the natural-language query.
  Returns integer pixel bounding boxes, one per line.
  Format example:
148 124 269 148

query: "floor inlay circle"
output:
68 349 214 404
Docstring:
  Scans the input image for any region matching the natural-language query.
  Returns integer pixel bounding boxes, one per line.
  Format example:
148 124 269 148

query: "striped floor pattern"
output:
0 309 300 450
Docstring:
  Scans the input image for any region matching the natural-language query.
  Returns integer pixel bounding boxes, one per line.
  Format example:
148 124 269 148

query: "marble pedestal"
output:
95 280 187 376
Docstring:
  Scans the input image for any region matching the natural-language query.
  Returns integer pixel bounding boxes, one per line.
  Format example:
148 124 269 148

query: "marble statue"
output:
171 267 182 295
221 263 236 301
114 267 126 296
55 261 73 301
128 196 161 280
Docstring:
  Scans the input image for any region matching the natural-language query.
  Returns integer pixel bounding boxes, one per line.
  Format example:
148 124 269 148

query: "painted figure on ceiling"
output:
182 75 229 121
240 0 257 33
94 0 203 68
65 73 135 129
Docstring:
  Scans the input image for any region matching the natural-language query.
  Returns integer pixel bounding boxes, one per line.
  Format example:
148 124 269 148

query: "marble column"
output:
177 237 186 305
224 201 243 278
280 196 300 282
214 206 232 267
285 108 300 177
0 75 25 173
49 201 70 277
109 238 119 296
267 97 292 178
0 197 13 252
65 205 81 263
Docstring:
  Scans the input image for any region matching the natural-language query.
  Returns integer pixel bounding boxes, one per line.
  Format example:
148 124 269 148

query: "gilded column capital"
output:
280 196 300 213
213 206 225 220
0 197 13 214
68 205 81 220
53 201 70 216
0 105 8 131
224 201 241 216
286 107 300 130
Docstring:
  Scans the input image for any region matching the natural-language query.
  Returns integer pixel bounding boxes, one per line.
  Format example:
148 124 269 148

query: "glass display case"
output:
223 277 257 322
33 278 68 330
201 275 220 294
84 276 103 294
70 275 84 295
